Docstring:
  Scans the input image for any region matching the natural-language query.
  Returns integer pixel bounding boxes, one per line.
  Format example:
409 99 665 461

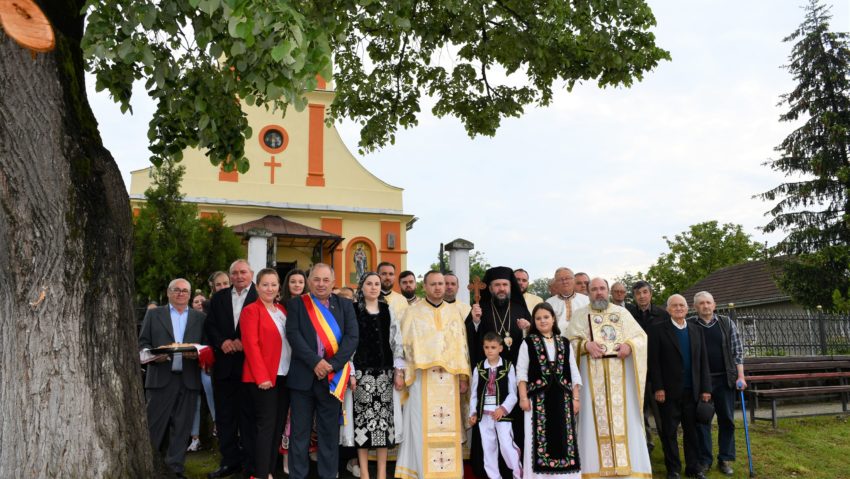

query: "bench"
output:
743 356 850 428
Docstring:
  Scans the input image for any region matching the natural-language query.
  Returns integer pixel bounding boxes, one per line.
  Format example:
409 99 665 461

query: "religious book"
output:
587 311 624 358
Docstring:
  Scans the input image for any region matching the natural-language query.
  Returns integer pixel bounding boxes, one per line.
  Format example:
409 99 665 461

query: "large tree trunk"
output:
0 3 156 477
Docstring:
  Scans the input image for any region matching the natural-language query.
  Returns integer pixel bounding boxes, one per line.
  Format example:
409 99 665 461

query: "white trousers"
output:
479 414 522 479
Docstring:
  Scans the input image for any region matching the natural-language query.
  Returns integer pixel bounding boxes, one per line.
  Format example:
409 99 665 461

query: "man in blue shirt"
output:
139 278 206 478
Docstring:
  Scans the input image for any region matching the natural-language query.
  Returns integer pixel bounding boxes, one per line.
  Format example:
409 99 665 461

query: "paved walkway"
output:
739 397 847 421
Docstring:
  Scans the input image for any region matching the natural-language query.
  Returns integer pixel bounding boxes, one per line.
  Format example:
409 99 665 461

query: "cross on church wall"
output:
264 156 282 184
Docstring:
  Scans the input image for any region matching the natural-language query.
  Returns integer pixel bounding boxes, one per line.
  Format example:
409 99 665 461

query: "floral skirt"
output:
353 367 395 448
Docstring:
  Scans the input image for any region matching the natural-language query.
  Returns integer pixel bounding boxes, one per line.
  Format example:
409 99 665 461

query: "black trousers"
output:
644 380 665 446
289 381 341 479
659 389 701 475
146 373 198 474
213 375 256 473
249 376 290 478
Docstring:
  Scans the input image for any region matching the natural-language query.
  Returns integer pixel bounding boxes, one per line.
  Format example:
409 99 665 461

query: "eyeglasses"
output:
169 288 191 294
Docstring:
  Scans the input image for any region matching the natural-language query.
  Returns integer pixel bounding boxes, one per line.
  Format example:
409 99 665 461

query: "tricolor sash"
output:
301 293 352 401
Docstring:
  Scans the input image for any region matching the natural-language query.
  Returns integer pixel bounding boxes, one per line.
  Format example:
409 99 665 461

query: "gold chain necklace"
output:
491 299 513 347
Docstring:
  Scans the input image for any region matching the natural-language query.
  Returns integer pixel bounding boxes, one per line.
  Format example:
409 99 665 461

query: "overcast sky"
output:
89 0 850 283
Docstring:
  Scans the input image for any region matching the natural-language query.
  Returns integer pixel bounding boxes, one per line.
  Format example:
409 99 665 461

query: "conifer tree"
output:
758 0 850 309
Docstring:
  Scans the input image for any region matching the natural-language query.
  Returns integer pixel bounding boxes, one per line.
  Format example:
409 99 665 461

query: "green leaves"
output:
644 221 766 303
82 0 669 166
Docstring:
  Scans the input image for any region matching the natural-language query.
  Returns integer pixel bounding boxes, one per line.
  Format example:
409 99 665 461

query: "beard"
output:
493 293 510 308
381 281 393 292
591 298 609 311
444 292 456 301
401 289 416 299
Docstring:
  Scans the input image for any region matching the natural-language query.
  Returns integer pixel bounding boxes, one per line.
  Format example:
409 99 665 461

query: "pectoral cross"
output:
468 276 485 305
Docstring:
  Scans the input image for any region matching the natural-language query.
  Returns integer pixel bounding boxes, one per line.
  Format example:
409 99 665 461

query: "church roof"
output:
680 259 790 308
231 215 342 248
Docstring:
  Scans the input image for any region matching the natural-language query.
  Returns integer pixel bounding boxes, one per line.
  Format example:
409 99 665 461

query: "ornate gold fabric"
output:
400 300 471 386
565 303 647 477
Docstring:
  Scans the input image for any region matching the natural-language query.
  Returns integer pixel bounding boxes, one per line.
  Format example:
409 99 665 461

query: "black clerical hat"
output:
482 266 513 284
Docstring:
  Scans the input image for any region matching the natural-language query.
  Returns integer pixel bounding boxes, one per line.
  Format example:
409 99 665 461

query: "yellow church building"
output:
129 77 414 288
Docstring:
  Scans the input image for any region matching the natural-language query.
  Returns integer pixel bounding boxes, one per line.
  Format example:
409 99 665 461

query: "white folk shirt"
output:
546 293 590 336
469 357 518 416
231 286 251 329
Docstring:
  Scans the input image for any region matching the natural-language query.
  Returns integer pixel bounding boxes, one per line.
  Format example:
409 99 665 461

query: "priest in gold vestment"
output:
565 278 652 479
395 271 471 479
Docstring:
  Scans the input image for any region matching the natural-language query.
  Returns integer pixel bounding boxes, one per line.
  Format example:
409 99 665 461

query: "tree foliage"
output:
133 162 242 302
756 0 850 310
644 221 765 302
82 0 670 168
527 277 552 299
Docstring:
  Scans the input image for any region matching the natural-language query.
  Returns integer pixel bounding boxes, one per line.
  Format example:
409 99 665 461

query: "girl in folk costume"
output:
518 302 582 478
350 272 404 479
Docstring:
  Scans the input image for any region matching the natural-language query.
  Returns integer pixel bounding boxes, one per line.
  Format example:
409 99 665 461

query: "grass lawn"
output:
184 414 850 478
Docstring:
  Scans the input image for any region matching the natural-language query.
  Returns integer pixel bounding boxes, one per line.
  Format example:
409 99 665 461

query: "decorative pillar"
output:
246 228 273 280
445 238 474 304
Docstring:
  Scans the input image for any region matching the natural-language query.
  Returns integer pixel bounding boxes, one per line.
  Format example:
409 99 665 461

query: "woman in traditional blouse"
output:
517 302 582 479
240 268 292 479
351 272 404 479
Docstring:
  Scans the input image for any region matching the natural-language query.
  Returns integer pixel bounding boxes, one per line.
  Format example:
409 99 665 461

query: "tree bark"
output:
0 4 156 477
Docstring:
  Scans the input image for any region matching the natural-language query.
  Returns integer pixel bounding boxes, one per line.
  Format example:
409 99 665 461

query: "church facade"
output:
129 78 414 288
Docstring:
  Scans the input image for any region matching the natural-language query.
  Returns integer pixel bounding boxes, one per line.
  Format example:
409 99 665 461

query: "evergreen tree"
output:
758 0 850 309
133 163 242 302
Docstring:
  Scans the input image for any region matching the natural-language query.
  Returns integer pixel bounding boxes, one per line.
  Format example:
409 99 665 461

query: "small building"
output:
681 259 799 313
129 78 415 288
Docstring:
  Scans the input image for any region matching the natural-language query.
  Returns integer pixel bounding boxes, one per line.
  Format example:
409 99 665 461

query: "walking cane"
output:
737 380 756 477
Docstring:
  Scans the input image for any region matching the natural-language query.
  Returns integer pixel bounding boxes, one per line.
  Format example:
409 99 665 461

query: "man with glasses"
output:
139 278 206 478
574 272 591 295
545 267 589 333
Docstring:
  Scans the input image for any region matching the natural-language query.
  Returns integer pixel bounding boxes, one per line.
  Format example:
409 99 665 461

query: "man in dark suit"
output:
205 259 258 478
626 280 671 452
139 278 206 478
285 263 358 479
648 294 712 479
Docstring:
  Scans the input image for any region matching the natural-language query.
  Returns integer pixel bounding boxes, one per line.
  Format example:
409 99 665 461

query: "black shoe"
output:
686 472 707 479
666 473 681 479
175 474 188 479
208 464 241 478
718 460 734 476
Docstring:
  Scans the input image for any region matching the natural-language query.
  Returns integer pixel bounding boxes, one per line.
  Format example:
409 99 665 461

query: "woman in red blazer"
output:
241 268 291 479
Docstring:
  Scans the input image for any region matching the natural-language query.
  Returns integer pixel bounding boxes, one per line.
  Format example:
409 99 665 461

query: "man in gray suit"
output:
285 263 358 479
139 278 206 478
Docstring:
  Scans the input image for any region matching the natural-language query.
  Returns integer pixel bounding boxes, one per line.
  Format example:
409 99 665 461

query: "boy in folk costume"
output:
469 332 522 479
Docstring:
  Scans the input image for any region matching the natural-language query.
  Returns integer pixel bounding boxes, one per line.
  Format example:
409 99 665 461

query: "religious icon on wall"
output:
348 242 372 284
263 129 284 149
588 312 624 358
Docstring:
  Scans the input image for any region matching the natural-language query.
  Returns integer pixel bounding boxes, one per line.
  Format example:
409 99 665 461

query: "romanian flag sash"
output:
301 293 351 402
